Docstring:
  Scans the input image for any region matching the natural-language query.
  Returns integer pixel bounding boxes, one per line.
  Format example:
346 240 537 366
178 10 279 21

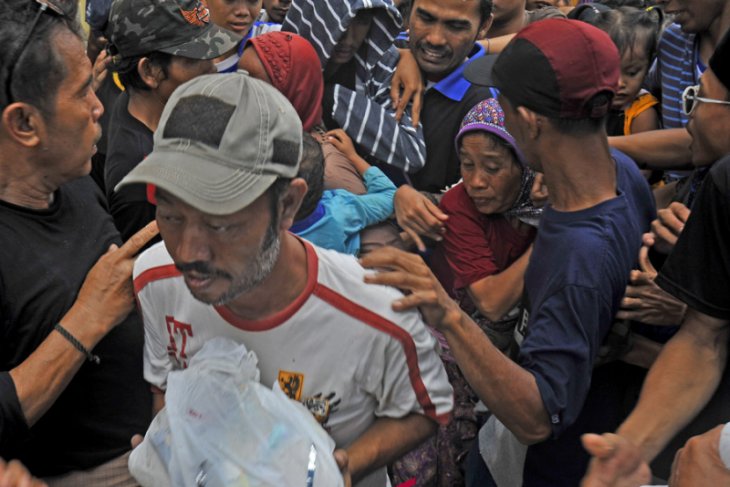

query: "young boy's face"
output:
613 47 650 110
207 0 262 36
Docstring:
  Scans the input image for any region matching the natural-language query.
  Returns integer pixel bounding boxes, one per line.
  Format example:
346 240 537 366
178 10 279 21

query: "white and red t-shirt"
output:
133 239 453 480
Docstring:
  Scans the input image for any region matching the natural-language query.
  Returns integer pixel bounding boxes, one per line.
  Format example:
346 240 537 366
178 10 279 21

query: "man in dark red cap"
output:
361 18 656 486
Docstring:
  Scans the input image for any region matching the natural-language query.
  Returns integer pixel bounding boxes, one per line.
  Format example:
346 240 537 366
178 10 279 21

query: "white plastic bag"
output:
129 337 344 487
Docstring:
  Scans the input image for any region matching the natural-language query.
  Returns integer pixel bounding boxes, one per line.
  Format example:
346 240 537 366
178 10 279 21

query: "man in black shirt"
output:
393 0 494 251
0 1 157 483
582 26 730 487
105 0 239 242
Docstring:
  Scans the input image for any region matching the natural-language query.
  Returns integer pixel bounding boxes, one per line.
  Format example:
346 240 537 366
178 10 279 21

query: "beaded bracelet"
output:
54 323 101 364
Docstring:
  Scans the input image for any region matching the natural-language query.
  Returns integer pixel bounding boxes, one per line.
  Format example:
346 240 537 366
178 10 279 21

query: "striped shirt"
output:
216 21 282 73
284 0 426 173
645 23 704 129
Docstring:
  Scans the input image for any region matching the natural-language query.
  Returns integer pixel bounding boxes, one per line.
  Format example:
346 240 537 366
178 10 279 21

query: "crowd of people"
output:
0 0 729 485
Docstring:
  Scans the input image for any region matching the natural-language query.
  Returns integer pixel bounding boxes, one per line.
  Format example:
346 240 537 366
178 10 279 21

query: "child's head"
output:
590 7 659 109
294 133 325 222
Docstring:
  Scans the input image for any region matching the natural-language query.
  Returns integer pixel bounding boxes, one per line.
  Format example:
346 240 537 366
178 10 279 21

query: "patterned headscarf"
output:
456 98 543 226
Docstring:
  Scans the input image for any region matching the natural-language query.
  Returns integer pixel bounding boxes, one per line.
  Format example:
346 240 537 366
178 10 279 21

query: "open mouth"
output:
227 21 251 33
418 46 449 64
184 272 215 291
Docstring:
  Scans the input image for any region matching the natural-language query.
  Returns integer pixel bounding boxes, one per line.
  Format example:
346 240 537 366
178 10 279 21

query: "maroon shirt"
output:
430 183 535 314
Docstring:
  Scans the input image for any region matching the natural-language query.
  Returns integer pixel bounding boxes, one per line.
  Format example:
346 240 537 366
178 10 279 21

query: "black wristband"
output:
54 323 101 364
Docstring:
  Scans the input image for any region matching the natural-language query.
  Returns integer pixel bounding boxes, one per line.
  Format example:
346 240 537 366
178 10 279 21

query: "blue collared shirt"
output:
430 43 491 102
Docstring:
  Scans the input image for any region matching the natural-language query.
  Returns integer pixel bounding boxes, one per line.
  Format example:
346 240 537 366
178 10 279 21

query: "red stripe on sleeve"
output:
314 284 449 425
134 264 181 294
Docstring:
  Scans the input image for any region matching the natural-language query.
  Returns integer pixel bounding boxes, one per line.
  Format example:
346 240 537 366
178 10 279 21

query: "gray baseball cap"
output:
117 73 303 215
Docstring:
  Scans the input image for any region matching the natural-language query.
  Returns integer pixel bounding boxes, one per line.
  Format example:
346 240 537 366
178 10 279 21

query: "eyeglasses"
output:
3 0 66 107
681 84 730 116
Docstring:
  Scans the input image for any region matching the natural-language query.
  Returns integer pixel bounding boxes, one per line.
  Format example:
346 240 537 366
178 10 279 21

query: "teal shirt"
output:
292 167 396 255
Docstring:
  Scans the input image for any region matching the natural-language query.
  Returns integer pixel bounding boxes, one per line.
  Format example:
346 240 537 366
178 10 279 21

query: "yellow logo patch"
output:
278 370 304 401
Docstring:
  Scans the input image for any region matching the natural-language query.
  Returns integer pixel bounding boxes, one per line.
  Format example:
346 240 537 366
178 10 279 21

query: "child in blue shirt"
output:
291 131 397 255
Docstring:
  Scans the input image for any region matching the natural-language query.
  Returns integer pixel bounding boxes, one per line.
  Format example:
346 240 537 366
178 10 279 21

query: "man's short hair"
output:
0 0 82 115
116 51 174 92
479 0 493 24
410 0 493 25
294 132 325 222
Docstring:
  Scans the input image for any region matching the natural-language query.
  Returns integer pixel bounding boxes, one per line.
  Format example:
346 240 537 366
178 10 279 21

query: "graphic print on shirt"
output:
302 392 341 428
278 370 304 400
277 370 341 428
165 315 194 368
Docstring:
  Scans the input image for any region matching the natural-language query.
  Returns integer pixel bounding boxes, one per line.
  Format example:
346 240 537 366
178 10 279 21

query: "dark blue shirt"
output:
518 150 655 484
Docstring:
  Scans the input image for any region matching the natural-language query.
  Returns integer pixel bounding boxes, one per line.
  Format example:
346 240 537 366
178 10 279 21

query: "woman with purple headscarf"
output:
393 98 542 486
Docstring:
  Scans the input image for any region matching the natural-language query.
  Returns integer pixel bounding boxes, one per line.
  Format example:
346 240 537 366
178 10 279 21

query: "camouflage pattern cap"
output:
109 0 241 60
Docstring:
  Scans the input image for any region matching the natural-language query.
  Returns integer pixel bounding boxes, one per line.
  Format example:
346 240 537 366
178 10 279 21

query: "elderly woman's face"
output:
459 132 523 215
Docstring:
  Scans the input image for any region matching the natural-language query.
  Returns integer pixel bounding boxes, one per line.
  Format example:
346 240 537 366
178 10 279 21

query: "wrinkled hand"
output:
530 172 548 207
391 49 423 127
616 269 686 326
581 433 651 487
394 186 448 252
326 129 358 161
91 42 111 92
644 202 690 255
70 221 159 333
0 458 47 487
360 247 462 330
334 449 352 487
669 425 730 486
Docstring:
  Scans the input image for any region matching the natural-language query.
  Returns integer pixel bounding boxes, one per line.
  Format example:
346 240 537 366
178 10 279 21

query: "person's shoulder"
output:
133 241 179 290
440 182 471 211
312 245 425 329
709 154 730 192
658 22 694 51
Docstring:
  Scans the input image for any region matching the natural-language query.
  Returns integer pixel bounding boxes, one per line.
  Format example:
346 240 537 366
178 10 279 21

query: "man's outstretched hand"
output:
581 433 651 487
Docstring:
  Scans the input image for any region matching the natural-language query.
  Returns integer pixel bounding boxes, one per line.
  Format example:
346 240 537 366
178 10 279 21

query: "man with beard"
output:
124 73 453 487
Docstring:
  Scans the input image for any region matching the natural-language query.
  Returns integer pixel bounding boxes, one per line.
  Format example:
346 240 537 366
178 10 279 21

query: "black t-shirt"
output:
411 82 493 193
649 154 730 478
657 154 730 318
105 91 157 243
0 177 151 476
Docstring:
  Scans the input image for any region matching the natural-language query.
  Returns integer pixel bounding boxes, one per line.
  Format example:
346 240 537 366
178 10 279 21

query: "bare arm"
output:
629 107 660 134
478 34 516 54
152 391 166 416
618 308 729 461
467 245 532 322
608 128 692 170
346 414 437 483
7 222 159 427
360 247 552 445
326 129 372 177
441 310 551 444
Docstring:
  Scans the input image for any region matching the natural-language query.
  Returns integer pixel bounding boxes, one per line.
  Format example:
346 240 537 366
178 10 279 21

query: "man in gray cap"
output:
123 73 453 487
105 0 240 243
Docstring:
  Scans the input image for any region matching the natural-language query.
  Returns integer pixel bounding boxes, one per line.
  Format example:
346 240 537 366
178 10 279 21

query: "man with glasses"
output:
582 28 730 487
0 0 157 484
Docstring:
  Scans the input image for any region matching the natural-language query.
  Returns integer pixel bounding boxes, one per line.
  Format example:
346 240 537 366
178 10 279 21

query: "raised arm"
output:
467 246 532 322
326 48 426 173
2 223 158 448
608 128 693 170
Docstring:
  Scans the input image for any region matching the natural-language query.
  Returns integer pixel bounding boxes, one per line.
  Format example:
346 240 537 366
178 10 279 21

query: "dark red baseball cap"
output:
465 18 620 119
